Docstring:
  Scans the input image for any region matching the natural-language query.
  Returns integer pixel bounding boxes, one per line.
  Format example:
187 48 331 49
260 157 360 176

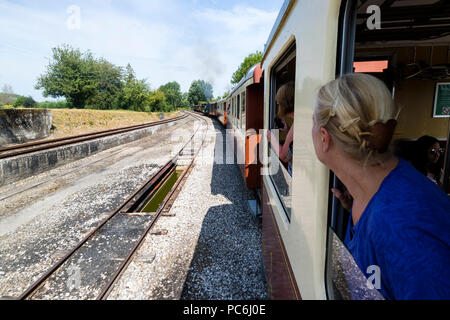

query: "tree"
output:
13 96 37 108
187 80 213 105
188 80 204 105
35 44 98 108
35 45 152 110
159 81 182 110
148 89 167 112
124 63 136 83
2 84 13 94
86 59 123 109
179 92 190 108
119 79 152 112
115 64 152 111
0 84 17 106
231 51 263 85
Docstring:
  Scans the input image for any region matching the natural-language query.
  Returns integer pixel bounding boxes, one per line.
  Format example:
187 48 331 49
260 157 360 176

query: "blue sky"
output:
0 0 284 101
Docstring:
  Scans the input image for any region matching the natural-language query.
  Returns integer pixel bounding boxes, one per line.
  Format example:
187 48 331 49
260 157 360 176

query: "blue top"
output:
344 158 450 300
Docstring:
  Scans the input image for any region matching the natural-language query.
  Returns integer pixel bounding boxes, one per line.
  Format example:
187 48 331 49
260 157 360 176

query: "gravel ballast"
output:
0 114 268 300
0 118 195 298
107 116 268 300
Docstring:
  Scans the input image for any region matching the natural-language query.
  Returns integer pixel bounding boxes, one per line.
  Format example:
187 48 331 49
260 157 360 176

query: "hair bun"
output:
365 119 397 153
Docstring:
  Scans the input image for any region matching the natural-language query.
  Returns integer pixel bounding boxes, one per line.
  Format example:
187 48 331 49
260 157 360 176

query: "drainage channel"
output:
16 112 208 300
140 169 183 213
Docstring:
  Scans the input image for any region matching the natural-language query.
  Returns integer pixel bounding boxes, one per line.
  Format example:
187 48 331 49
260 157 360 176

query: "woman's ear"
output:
320 127 331 153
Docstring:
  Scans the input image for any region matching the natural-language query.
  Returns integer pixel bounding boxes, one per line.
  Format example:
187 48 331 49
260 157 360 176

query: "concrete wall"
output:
0 121 176 187
0 109 52 146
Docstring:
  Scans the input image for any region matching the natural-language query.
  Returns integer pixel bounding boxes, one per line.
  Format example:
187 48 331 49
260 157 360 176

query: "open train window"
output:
232 96 236 124
267 41 296 221
237 93 241 127
326 0 450 300
241 91 246 131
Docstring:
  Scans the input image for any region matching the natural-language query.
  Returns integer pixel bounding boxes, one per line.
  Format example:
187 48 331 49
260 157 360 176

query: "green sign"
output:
433 83 450 117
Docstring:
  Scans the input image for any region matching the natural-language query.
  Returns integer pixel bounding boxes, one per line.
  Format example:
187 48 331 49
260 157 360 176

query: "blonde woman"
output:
312 73 450 300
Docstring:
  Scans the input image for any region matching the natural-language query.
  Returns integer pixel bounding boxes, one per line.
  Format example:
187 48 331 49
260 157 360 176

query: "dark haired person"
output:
412 135 444 186
312 73 450 300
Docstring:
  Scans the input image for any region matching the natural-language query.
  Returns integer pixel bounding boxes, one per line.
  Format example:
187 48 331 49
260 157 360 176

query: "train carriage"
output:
217 99 227 126
209 102 218 118
198 0 449 300
223 64 265 190
260 0 450 300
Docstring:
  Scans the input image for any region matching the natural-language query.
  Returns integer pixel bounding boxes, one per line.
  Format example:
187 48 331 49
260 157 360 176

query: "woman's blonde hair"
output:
314 73 400 164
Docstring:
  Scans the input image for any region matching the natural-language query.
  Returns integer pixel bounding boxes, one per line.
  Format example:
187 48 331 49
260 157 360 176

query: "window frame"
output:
267 40 297 223
241 91 246 132
325 0 357 301
325 0 389 301
237 93 241 127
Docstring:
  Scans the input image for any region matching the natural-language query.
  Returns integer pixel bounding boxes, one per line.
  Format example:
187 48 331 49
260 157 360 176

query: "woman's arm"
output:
279 124 294 162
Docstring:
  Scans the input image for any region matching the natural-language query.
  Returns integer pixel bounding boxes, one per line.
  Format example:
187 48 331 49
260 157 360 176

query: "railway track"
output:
17 111 209 300
0 113 189 160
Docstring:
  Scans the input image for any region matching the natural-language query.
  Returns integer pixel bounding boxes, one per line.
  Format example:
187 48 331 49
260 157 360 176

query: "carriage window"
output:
231 98 234 117
237 93 241 127
235 96 238 127
232 97 235 123
267 42 296 221
241 91 246 131
235 96 238 126
326 0 450 300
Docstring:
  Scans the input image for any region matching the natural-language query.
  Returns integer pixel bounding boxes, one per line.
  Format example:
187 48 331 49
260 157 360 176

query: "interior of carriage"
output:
332 0 450 241
327 0 450 300
355 0 450 193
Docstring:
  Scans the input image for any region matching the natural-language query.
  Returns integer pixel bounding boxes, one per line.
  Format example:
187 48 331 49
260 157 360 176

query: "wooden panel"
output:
261 184 301 300
245 82 265 189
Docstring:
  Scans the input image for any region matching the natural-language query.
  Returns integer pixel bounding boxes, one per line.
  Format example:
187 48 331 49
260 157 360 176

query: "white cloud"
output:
0 1 280 100
190 5 278 95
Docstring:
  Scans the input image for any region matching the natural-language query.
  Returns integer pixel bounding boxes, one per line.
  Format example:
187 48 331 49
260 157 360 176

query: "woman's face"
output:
428 142 442 164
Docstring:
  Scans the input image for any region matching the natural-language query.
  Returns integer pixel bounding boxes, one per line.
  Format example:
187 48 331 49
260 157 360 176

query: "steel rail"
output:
17 111 205 300
96 111 210 300
0 113 188 159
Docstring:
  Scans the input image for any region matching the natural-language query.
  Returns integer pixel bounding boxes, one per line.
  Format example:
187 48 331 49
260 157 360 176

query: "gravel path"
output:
107 116 268 300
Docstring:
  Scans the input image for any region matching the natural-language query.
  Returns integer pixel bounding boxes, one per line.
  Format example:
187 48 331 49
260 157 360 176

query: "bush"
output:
13 96 37 108
38 101 69 109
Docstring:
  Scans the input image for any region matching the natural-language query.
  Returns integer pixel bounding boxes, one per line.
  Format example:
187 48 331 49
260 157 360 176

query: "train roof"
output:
262 0 294 64
227 63 261 97
208 63 262 105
